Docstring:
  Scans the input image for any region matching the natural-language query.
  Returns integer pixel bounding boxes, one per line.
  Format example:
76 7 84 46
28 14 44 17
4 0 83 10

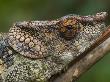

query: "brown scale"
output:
8 12 107 59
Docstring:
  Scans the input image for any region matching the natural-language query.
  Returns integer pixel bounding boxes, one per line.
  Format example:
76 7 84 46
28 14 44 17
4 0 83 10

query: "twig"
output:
52 26 110 82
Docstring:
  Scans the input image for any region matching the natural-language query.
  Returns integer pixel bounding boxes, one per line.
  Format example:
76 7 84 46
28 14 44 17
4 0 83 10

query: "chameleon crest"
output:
8 12 107 59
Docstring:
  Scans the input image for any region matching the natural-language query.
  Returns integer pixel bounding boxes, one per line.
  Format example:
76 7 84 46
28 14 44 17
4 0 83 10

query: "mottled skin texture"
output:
0 12 108 82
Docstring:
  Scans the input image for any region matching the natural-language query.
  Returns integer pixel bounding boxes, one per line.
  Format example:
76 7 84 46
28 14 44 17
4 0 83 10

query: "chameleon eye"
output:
66 25 73 29
58 18 81 40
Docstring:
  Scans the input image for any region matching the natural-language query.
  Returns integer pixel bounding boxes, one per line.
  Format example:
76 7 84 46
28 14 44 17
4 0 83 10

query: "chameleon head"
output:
58 17 81 40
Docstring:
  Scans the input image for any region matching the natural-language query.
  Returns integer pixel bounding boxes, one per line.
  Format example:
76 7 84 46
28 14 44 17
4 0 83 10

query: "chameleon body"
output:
0 12 108 82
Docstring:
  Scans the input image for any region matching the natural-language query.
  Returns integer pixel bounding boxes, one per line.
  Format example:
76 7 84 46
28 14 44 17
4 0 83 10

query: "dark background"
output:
0 0 110 82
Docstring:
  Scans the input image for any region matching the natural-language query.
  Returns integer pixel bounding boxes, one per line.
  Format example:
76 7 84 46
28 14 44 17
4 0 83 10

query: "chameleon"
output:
0 12 108 82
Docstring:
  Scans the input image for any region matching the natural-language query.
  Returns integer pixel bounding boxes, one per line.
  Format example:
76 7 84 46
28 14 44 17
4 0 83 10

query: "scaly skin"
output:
0 12 108 82
0 33 14 68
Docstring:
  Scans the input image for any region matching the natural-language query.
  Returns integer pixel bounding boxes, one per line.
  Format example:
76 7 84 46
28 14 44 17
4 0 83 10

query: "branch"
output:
52 26 110 82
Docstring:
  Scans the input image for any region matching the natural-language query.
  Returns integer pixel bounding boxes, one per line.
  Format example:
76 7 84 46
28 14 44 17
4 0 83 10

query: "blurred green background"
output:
0 0 110 82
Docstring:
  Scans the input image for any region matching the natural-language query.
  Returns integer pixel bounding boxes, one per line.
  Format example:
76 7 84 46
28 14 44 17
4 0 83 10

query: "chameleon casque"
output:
0 12 108 82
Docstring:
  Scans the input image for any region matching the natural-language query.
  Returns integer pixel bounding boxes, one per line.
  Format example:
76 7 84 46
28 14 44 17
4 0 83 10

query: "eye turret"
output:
58 18 81 40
